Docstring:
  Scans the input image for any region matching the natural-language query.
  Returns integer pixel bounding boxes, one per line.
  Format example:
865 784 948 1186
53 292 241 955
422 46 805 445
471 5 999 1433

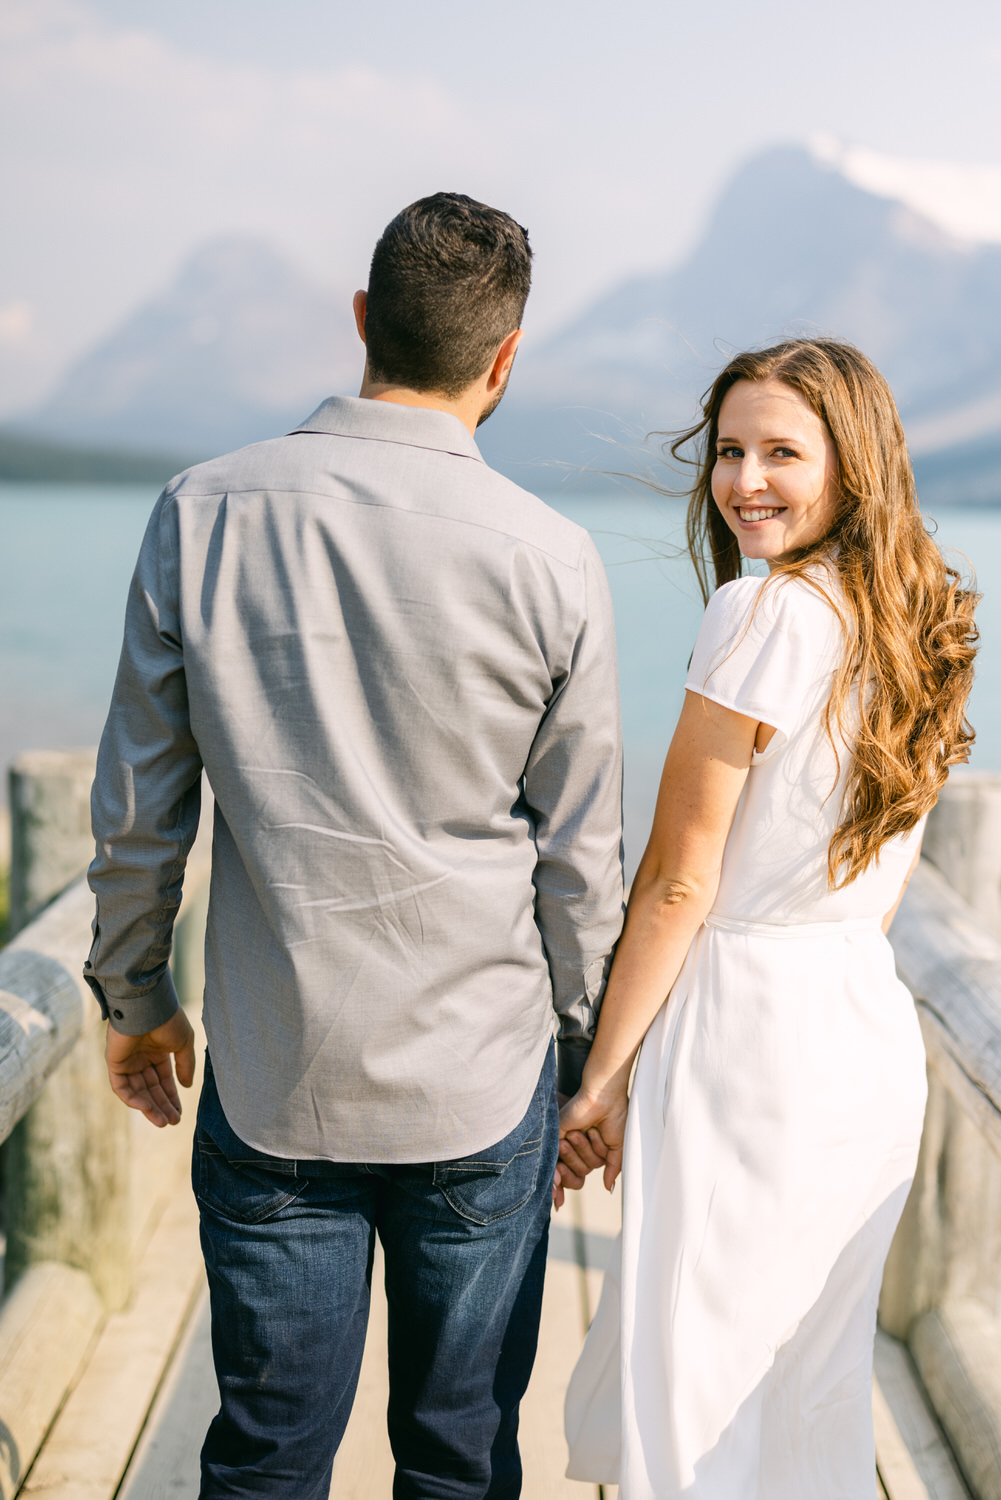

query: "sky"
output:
3 0 1001 416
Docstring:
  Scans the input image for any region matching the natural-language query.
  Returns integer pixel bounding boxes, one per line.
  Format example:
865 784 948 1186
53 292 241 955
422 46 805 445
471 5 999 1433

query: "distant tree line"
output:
0 430 195 484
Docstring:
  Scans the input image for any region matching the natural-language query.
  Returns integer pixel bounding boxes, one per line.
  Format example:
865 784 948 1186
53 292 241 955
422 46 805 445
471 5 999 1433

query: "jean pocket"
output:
193 1130 308 1226
432 1077 547 1227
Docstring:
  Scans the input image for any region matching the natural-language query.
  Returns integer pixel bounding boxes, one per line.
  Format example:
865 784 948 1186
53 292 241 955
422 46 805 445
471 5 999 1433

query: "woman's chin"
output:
736 536 783 563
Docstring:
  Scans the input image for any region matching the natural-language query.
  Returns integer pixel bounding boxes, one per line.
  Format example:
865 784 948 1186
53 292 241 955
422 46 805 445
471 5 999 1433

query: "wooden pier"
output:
2 754 1001 1499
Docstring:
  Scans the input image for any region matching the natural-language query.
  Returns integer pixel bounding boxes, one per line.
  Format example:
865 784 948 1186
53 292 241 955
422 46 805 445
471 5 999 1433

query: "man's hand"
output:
105 1010 197 1127
554 1084 629 1207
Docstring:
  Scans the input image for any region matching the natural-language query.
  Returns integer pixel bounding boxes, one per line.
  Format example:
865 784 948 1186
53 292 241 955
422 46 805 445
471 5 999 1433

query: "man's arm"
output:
85 490 203 1123
522 535 625 1100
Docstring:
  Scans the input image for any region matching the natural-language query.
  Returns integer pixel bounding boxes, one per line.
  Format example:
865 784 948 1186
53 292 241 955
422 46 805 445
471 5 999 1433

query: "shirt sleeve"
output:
84 489 204 1035
521 534 625 1096
684 574 841 757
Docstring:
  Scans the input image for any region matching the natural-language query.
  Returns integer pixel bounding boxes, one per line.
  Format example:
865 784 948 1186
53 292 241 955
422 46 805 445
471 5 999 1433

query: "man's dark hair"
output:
364 193 532 398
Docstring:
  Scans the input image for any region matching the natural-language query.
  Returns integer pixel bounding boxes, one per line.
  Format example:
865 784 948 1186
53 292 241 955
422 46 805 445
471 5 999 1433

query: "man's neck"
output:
357 378 484 438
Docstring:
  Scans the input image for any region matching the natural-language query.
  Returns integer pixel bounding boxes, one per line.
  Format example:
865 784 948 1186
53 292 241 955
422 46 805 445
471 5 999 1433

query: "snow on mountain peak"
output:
810 133 1001 246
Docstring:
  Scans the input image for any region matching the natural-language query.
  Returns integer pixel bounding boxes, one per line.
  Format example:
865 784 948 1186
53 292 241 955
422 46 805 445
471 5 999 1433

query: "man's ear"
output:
487 328 524 390
352 290 367 345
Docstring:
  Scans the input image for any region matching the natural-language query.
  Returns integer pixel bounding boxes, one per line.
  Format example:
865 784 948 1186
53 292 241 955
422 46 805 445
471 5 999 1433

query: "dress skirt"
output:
564 914 927 1500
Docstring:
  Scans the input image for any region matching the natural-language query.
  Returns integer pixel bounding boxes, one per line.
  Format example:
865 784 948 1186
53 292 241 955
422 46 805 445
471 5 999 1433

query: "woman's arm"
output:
556 690 761 1194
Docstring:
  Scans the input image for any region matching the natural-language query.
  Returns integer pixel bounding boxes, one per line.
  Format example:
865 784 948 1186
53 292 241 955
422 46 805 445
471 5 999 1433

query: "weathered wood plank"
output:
918 1008 1001 1165
117 1285 215 1500
0 770 212 1153
0 876 92 1146
0 1263 103 1500
922 775 1001 943
890 860 1001 1160
911 1300 1001 1500
20 1185 205 1499
873 1329 970 1499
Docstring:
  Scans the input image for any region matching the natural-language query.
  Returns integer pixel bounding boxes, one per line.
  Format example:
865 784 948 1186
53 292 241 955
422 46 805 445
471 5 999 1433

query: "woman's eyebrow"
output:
716 433 803 445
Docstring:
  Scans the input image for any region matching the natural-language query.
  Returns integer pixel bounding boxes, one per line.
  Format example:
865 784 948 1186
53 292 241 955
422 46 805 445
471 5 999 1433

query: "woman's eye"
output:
716 446 742 459
773 447 798 459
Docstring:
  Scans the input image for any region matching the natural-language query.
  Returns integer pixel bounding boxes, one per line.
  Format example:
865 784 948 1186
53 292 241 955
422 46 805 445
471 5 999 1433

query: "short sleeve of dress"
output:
684 574 842 758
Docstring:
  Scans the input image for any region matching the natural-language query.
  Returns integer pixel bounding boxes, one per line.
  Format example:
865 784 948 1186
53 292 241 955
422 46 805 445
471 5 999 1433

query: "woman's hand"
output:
556 1083 630 1197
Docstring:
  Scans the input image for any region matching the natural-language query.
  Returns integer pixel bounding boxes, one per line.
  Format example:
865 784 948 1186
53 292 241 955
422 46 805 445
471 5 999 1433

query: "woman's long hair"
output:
674 337 979 887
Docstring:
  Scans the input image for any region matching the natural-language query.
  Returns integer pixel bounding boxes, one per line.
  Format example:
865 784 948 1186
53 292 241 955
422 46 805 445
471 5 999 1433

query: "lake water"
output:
2 482 999 875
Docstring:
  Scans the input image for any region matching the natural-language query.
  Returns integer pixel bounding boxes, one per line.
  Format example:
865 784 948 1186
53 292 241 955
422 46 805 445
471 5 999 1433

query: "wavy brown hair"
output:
672 337 978 887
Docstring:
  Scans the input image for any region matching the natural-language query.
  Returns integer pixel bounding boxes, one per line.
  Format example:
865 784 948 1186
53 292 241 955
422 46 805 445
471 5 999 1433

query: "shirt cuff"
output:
557 1037 591 1097
83 964 180 1036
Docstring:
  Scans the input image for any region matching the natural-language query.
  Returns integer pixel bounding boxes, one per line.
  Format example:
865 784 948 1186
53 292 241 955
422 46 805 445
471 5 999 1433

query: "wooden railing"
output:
882 773 1001 1500
0 751 210 1500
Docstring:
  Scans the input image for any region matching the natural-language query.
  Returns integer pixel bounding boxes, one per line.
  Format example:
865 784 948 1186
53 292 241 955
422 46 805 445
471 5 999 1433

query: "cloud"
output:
0 0 500 411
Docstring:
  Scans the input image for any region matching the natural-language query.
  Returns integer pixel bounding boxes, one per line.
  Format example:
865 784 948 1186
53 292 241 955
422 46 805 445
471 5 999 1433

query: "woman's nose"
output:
733 456 767 498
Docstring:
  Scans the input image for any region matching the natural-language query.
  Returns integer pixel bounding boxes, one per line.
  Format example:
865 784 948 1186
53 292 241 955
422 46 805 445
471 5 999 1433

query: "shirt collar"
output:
291 395 485 465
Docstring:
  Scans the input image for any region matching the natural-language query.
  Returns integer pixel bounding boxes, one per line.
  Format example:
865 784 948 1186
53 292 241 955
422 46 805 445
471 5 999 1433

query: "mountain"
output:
24 237 361 457
19 152 1001 502
479 146 1001 503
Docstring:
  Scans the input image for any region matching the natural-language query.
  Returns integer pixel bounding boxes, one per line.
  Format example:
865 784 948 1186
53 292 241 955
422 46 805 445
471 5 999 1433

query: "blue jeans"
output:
192 1047 558 1499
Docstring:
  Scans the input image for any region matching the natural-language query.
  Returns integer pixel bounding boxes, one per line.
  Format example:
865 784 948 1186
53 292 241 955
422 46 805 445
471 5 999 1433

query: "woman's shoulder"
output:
706 568 842 644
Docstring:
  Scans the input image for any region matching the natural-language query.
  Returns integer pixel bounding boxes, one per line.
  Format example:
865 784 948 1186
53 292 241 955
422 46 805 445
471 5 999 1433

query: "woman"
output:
559 339 978 1498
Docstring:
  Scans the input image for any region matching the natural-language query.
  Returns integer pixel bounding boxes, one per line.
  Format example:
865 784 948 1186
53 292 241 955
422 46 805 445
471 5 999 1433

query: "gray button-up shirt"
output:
86 396 624 1162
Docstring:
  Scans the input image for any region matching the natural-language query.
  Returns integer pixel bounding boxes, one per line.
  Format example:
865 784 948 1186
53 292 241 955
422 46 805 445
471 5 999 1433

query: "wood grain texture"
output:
8 748 97 937
0 1263 103 1500
0 876 92 1146
923 776 1001 943
874 1329 970 1499
117 1286 215 1500
911 1300 1001 1500
20 1186 205 1500
890 860 1001 1161
0 769 212 1152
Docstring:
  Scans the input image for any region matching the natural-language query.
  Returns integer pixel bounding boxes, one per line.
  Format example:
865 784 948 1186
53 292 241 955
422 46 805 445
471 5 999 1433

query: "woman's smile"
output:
734 504 785 525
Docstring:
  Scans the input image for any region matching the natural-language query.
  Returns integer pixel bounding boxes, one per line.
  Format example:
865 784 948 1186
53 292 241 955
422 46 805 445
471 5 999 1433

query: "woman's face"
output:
711 378 840 567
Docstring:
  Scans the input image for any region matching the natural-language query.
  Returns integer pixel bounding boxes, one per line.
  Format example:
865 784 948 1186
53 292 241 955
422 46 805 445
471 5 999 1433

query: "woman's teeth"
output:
737 507 781 522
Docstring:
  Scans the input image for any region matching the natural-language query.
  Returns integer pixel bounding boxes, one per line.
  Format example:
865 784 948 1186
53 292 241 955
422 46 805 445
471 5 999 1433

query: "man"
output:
85 193 623 1499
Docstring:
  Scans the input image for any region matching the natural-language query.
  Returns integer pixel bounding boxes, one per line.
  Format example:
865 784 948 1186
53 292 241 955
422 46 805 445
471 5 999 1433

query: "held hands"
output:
552 1082 629 1209
104 1009 197 1127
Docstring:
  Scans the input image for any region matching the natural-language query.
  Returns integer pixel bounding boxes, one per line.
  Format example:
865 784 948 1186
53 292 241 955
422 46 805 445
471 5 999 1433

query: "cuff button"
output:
113 1009 124 1020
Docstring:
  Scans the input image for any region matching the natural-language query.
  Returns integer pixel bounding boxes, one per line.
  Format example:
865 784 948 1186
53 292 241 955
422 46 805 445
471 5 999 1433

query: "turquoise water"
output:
1 483 997 874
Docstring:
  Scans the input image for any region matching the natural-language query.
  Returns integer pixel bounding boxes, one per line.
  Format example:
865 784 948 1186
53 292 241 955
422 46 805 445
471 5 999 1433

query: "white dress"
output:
565 572 928 1500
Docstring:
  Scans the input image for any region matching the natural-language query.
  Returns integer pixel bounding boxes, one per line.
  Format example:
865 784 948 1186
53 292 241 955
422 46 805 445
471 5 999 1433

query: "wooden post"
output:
879 851 1001 1495
8 749 97 938
0 800 210 1500
3 747 135 1312
923 770 1001 941
881 856 1001 1336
